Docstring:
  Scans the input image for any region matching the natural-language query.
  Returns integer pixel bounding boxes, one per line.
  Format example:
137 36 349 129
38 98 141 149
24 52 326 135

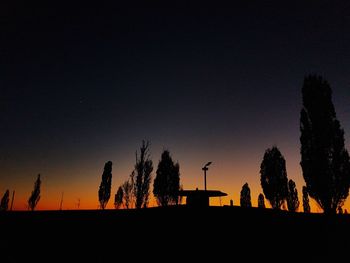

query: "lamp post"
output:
202 162 212 191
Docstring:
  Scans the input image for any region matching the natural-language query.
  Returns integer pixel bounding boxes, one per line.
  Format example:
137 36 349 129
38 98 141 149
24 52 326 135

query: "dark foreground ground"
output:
0 206 349 262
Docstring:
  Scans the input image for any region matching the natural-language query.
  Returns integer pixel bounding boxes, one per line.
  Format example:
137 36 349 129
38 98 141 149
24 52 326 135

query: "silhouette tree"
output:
258 193 265 208
240 183 252 208
153 150 180 206
302 186 310 213
0 189 10 211
28 174 41 211
114 186 123 209
98 161 113 210
122 172 134 209
133 141 153 209
287 179 299 212
300 75 350 214
260 146 288 209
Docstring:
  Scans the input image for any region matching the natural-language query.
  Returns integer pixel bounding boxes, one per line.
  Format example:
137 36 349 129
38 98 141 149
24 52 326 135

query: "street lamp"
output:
202 162 212 191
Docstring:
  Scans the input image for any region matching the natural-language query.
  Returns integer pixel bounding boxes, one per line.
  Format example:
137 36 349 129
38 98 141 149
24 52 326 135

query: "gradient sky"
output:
1 2 350 211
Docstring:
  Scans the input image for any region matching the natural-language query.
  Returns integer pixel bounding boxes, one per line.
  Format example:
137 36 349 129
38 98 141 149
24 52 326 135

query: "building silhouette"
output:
179 188 227 207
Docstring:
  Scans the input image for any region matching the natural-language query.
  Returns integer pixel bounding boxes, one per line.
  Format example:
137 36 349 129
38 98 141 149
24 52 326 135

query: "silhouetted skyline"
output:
1 2 350 210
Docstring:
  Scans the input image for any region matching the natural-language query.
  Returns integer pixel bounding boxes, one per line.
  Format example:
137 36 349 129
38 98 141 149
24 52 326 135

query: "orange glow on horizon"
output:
7 180 350 213
3 140 350 213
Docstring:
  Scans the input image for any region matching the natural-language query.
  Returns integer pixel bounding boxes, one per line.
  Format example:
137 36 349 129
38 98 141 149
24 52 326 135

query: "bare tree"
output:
133 141 153 209
114 186 123 209
122 172 134 209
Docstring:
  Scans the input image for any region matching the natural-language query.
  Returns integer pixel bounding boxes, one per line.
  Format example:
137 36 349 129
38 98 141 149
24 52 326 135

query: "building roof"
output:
179 189 227 197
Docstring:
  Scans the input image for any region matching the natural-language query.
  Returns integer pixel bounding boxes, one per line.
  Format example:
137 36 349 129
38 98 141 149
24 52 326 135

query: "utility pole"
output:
203 166 208 191
202 162 212 191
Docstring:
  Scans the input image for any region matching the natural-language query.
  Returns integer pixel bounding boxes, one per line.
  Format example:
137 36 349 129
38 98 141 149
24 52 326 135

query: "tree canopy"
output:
98 161 113 209
302 186 310 213
287 179 299 212
0 190 10 211
300 75 350 213
260 146 288 209
28 174 41 211
153 150 180 206
240 183 252 208
258 193 265 208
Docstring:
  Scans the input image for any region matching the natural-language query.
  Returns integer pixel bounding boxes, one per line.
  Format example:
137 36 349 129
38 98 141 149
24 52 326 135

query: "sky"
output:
1 1 350 211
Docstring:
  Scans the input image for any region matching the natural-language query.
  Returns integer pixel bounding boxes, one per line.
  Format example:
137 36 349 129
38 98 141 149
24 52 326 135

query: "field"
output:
1 206 349 262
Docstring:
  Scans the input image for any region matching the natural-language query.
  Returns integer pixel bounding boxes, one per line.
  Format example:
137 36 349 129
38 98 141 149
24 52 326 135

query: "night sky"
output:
1 1 350 210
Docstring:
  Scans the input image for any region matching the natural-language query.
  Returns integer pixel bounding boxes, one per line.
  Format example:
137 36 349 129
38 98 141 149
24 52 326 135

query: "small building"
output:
179 188 227 207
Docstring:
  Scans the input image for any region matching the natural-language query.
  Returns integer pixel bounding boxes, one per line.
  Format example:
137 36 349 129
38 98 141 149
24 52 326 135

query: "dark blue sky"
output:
1 1 350 209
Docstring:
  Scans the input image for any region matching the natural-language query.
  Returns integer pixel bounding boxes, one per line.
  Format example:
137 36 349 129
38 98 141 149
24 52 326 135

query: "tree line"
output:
1 174 41 211
104 74 350 213
1 75 349 214
102 74 350 213
239 75 350 214
100 141 181 210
